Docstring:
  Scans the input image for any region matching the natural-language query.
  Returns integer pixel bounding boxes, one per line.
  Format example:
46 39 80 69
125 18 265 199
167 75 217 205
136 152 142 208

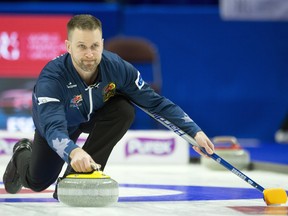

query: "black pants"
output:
17 96 135 192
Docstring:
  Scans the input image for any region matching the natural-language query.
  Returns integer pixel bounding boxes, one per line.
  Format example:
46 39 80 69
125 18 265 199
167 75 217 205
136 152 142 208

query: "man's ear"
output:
65 40 71 53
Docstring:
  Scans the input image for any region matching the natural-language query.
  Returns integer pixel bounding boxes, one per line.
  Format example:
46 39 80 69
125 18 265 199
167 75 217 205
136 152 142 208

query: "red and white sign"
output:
0 15 71 77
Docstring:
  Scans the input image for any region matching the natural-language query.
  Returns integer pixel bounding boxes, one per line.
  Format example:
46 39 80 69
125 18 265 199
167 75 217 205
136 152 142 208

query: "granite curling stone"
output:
57 170 119 207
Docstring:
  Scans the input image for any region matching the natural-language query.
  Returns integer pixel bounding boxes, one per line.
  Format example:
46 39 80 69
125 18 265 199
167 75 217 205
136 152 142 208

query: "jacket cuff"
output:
63 142 79 163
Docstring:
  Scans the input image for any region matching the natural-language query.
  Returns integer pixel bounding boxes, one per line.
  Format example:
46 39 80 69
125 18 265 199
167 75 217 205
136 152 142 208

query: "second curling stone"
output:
57 170 119 207
201 136 250 170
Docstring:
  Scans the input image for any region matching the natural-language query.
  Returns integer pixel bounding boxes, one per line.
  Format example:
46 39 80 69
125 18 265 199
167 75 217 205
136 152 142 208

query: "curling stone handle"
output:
212 136 238 144
91 162 101 171
212 136 241 149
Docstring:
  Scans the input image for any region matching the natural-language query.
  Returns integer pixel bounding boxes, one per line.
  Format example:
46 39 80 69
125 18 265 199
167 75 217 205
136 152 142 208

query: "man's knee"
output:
116 97 135 122
110 96 135 125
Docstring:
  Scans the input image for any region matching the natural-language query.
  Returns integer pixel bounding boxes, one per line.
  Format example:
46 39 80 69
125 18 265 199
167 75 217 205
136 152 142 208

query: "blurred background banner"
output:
0 15 70 77
0 1 288 142
0 130 189 164
220 0 288 21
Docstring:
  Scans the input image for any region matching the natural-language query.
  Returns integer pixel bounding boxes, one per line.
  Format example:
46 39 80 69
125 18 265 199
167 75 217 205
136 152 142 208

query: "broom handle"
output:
136 105 265 193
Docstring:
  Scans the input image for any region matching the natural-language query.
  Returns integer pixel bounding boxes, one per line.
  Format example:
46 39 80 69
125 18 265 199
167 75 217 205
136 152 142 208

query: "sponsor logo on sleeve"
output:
135 71 145 90
182 113 193 123
37 97 60 105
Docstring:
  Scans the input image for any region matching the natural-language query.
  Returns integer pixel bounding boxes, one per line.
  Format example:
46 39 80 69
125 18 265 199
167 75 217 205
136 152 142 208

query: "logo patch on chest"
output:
103 82 116 102
70 94 83 109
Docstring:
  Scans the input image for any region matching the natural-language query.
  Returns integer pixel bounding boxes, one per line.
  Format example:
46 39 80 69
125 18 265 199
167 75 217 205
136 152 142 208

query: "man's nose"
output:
85 49 94 58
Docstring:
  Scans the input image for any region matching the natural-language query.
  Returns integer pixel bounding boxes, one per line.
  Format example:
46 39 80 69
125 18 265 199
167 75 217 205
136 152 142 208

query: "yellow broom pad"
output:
263 188 287 205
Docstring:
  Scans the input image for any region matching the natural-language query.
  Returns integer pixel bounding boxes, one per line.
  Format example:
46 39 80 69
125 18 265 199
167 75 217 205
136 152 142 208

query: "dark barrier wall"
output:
1 3 288 141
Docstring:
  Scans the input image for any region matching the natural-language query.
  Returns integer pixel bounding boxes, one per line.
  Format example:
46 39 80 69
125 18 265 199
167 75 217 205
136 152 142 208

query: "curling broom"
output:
137 105 287 206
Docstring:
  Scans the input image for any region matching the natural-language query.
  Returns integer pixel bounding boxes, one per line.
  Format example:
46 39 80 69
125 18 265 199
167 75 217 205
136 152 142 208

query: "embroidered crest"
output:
70 94 83 109
103 82 116 102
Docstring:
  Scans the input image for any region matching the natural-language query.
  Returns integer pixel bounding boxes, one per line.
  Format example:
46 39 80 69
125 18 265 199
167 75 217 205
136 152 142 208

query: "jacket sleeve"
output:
33 73 78 163
117 59 202 138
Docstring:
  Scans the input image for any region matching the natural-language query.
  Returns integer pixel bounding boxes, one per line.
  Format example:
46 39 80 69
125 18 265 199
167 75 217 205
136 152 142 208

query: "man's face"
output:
66 28 103 74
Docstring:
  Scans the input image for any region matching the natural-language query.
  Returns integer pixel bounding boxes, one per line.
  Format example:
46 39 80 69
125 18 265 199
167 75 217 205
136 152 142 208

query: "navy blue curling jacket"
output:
32 50 201 163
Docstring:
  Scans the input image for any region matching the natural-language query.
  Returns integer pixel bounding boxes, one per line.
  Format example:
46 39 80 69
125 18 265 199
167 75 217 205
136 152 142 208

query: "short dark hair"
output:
67 14 102 39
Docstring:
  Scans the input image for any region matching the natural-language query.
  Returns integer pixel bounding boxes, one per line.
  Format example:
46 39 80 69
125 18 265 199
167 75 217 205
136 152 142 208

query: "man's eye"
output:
91 44 98 49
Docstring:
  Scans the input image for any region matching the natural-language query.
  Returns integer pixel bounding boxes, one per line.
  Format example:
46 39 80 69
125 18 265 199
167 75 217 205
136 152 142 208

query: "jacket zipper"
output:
85 86 93 121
